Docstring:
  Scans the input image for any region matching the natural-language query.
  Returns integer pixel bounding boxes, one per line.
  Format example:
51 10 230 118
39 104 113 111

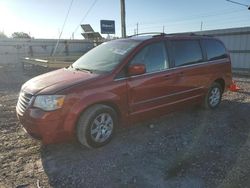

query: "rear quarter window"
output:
202 39 228 61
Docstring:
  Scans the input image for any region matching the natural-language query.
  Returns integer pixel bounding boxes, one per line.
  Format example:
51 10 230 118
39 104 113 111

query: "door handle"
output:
163 72 184 79
178 72 184 76
163 74 174 79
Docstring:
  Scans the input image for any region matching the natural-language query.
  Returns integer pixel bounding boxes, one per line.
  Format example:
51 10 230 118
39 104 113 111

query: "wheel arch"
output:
214 78 225 93
62 91 125 137
74 100 122 131
75 102 120 148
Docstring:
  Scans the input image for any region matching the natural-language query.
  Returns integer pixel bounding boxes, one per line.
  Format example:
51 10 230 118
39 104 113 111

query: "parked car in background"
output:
16 33 232 148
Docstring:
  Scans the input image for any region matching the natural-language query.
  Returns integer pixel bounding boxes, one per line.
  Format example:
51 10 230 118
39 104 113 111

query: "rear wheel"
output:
76 104 117 148
204 82 222 109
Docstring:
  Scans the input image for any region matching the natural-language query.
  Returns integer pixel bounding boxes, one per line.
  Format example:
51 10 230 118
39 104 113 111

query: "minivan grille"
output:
17 91 33 115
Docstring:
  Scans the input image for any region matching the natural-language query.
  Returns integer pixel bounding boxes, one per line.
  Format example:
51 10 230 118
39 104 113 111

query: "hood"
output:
22 68 99 95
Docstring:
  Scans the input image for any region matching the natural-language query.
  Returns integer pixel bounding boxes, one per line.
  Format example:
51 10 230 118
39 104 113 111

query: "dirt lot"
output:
1 65 250 188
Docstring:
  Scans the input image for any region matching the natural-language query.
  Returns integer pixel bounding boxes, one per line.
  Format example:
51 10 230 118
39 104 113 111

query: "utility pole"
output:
136 23 139 35
120 0 126 38
200 21 203 31
163 25 165 33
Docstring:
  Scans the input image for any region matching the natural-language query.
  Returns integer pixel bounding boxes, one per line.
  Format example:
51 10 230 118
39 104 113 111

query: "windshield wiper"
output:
74 67 93 73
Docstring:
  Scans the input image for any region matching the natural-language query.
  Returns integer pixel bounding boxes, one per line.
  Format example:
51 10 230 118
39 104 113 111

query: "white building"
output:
196 27 250 71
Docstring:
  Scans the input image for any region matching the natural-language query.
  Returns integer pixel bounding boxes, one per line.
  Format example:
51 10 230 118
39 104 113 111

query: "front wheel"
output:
204 82 222 109
76 104 117 148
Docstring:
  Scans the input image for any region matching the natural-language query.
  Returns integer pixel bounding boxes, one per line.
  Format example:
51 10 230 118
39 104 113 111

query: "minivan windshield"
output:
72 40 140 73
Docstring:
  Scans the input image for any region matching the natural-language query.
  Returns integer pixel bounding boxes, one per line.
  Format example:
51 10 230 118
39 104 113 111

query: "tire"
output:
204 82 222 109
76 104 117 148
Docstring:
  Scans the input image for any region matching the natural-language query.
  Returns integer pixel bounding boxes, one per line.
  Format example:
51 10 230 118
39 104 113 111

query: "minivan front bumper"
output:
16 107 74 144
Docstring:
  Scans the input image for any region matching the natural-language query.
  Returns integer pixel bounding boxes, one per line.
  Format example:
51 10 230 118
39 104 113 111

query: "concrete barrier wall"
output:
0 38 94 67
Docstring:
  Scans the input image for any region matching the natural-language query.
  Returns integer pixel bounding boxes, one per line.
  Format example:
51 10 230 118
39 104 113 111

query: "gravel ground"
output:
0 65 250 188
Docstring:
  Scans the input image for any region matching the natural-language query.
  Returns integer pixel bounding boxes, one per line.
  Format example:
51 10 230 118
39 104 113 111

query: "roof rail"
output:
167 32 197 36
127 32 166 38
126 32 214 39
168 32 213 37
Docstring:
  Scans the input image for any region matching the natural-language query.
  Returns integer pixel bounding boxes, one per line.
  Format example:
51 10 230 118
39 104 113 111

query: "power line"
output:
128 16 250 36
127 8 246 29
52 0 74 56
128 5 249 33
137 17 250 31
226 0 249 8
72 0 98 36
126 7 245 28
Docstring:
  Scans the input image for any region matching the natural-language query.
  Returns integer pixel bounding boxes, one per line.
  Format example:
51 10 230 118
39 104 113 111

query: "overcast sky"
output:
0 0 249 39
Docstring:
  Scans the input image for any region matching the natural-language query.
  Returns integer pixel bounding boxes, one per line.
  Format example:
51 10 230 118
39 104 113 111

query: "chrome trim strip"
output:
17 90 34 115
133 87 204 105
114 59 229 81
18 98 28 107
131 94 203 115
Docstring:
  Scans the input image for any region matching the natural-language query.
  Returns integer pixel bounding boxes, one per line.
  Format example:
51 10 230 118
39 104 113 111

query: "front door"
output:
127 41 185 121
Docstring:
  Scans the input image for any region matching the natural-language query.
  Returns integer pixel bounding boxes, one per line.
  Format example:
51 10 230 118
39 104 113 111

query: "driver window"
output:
130 42 169 73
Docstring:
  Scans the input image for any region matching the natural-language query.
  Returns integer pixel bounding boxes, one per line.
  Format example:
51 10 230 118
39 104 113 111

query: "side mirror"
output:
128 64 146 76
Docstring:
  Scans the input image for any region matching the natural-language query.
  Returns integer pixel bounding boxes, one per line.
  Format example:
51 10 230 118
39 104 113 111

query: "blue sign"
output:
100 20 115 34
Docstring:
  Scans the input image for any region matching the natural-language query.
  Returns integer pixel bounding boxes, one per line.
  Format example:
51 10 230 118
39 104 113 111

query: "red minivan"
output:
16 33 232 148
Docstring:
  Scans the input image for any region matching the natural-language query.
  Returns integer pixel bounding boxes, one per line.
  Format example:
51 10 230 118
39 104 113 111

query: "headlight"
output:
33 95 65 111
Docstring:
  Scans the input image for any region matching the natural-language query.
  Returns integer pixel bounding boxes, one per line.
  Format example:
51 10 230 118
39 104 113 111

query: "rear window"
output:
171 40 203 67
203 39 227 61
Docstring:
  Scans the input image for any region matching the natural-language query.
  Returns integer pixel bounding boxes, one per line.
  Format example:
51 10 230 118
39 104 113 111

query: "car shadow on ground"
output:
40 100 250 188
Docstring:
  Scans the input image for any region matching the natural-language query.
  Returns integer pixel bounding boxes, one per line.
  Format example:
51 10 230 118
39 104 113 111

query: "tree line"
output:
0 32 32 39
